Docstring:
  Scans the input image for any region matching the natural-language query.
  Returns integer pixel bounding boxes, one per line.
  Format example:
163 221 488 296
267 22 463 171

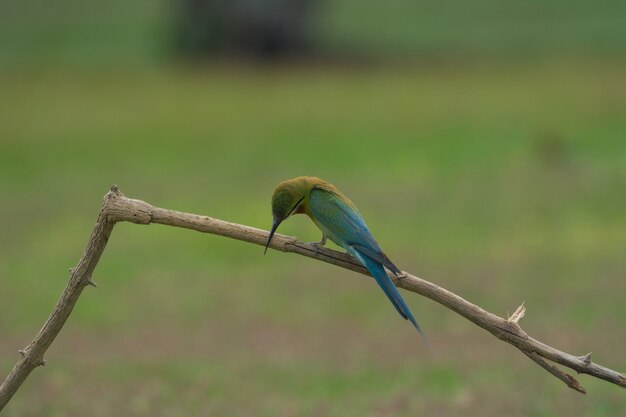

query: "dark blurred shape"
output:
533 130 580 189
535 131 569 167
172 0 318 60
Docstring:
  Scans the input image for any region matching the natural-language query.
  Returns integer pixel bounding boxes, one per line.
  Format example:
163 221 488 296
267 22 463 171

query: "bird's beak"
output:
264 217 282 254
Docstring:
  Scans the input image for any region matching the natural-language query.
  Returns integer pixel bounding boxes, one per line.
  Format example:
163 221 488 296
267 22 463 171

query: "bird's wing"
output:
308 187 401 275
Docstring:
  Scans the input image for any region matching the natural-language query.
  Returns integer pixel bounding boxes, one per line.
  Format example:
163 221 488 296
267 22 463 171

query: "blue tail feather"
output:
348 246 428 343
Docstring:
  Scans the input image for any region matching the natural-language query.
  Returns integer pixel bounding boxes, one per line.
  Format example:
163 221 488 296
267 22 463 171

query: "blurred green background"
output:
1 1 625 416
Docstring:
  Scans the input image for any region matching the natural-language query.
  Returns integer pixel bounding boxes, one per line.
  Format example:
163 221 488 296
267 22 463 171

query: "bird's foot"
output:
396 271 407 281
307 237 327 256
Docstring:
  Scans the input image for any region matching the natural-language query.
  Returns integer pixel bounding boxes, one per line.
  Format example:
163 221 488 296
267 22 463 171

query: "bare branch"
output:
1 186 624 410
523 351 586 394
1 189 115 409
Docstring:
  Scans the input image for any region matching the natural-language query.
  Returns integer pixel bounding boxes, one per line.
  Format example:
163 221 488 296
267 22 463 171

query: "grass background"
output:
1 1 625 416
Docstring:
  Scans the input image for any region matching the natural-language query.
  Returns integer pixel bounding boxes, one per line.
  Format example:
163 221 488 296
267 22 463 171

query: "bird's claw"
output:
309 242 324 255
307 237 327 256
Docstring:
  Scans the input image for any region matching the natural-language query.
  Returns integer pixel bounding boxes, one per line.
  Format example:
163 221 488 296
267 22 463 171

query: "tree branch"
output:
1 186 624 410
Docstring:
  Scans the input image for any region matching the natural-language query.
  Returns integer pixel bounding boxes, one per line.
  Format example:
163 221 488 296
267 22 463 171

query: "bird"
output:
264 176 426 341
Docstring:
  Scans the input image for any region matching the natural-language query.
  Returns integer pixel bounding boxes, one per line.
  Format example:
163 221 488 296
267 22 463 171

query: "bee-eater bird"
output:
264 176 426 340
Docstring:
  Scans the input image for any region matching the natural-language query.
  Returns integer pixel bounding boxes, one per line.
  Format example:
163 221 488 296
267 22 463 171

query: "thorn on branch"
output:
508 302 526 323
17 348 46 367
580 352 592 365
87 280 97 288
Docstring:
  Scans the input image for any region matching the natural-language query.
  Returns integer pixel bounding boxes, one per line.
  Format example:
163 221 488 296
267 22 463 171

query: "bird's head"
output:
264 179 308 254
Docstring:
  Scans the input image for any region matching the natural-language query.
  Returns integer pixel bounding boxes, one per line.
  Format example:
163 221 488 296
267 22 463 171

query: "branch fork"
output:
1 186 624 410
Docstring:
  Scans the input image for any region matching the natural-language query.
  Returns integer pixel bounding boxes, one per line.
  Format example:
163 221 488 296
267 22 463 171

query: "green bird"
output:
264 176 426 340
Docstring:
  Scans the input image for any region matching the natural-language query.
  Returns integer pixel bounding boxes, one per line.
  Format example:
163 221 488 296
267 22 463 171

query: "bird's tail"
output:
348 247 428 344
